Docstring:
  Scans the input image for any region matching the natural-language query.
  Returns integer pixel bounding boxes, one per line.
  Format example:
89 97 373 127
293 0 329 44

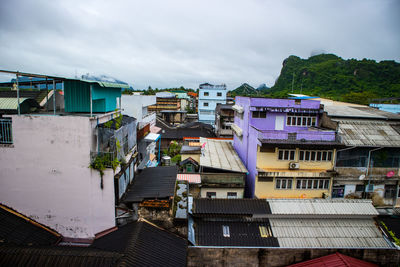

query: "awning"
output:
144 133 160 142
232 104 244 113
177 174 201 184
150 125 161 134
231 123 243 137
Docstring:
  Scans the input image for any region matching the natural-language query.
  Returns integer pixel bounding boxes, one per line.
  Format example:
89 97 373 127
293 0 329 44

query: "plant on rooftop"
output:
380 221 400 246
171 154 181 163
89 155 107 189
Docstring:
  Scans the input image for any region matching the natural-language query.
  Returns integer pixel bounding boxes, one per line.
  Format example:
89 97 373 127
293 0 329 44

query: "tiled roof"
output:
267 199 378 217
270 218 390 248
177 174 201 184
0 203 61 246
193 199 271 216
0 245 121 267
92 220 187 267
122 166 177 203
195 220 279 247
287 252 378 267
200 137 248 173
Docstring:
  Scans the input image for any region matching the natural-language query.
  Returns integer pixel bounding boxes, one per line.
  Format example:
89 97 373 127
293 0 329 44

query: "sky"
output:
0 0 399 90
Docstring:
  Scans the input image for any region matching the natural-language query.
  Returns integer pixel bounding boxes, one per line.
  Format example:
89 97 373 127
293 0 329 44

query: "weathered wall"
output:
0 115 116 239
122 95 156 120
200 187 244 198
187 248 400 267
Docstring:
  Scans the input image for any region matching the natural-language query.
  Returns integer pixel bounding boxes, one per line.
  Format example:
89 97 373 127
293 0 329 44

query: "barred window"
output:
296 179 330 190
275 178 293 189
278 149 295 161
299 150 333 161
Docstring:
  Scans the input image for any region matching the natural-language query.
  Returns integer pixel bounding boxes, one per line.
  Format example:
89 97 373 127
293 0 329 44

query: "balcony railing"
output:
257 129 338 143
0 119 13 145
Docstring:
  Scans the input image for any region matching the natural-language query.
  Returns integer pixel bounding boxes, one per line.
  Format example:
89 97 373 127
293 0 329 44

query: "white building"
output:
0 77 137 243
198 83 227 126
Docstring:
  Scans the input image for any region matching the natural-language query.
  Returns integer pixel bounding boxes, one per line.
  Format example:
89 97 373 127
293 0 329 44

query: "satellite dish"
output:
359 174 366 180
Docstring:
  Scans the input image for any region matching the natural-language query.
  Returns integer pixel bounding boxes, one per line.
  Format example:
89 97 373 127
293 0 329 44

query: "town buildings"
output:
148 92 181 114
198 83 227 126
0 73 137 242
232 97 339 198
215 103 234 138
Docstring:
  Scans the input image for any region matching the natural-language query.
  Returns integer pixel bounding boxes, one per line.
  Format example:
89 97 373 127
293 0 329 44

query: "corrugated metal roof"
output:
267 199 378 216
177 174 201 184
336 120 400 147
0 97 28 110
270 218 390 248
287 252 379 267
81 79 130 88
200 137 247 173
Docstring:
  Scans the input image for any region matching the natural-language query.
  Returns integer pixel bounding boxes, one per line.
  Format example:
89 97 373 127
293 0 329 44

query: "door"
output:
275 115 284 130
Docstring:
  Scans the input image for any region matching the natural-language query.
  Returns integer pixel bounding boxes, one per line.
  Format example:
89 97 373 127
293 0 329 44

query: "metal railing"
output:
0 119 13 144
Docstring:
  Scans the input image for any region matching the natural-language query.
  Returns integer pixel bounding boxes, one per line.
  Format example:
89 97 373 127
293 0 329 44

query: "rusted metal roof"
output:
177 174 201 184
337 120 400 147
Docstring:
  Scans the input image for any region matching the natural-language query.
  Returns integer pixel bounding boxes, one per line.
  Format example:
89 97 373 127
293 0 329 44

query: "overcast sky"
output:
0 0 399 90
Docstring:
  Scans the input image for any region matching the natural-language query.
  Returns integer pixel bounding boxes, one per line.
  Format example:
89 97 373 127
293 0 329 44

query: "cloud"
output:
0 0 399 90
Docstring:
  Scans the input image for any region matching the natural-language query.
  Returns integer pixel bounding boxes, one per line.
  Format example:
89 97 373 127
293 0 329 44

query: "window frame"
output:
278 149 296 161
206 192 216 198
223 225 230 237
217 92 222 97
295 178 330 190
299 150 333 162
286 113 317 127
227 192 237 199
204 92 209 96
275 178 293 189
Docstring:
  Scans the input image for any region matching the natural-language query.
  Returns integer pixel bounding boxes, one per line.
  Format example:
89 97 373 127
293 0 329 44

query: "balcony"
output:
257 129 339 145
91 115 137 168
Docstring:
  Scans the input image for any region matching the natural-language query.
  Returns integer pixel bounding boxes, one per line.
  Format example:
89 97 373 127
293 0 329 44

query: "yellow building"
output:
255 145 336 199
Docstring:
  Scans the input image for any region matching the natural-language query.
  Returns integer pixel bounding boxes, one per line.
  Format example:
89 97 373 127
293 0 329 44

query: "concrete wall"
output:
122 95 156 121
187 248 400 267
0 115 115 240
200 187 244 198
198 87 227 125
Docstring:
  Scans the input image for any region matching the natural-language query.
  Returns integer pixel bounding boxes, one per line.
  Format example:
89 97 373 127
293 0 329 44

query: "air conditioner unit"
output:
289 162 300 170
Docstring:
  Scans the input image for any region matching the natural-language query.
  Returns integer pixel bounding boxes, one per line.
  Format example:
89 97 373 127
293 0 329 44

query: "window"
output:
355 185 365 192
275 178 293 189
204 92 209 96
278 149 295 161
384 185 397 198
299 150 333 161
252 111 267 118
227 192 237 199
332 186 345 198
296 179 330 190
206 192 216 198
0 118 13 145
223 225 230 237
204 102 209 107
286 113 317 127
259 226 270 238
217 92 222 97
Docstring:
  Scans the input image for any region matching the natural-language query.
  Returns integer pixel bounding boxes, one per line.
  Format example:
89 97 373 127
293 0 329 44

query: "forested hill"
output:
269 54 400 104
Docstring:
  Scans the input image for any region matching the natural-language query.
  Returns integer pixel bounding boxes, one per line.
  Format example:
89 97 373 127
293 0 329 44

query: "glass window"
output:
322 151 327 161
355 185 365 192
290 150 295 160
301 180 307 189
260 111 267 118
305 151 310 160
324 180 329 189
259 226 269 237
275 179 281 189
227 192 237 199
307 180 313 189
204 102 209 107
311 151 316 161
204 92 209 96
278 150 283 160
287 179 292 189
217 92 222 96
287 117 291 125
328 151 332 161
223 225 230 237
206 192 216 198
299 151 304 160
296 180 301 189
313 180 318 189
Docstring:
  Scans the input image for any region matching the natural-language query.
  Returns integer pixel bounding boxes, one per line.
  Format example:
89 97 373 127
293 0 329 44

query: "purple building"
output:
232 97 339 198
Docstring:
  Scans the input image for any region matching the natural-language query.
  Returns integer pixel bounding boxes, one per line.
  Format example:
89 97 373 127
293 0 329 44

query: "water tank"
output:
162 156 171 166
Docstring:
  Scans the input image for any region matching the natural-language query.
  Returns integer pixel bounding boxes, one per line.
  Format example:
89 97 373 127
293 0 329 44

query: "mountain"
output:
257 83 270 92
229 83 258 97
81 74 129 86
269 54 400 104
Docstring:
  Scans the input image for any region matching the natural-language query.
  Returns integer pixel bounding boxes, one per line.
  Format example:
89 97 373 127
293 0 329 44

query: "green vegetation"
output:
104 112 123 129
229 83 259 97
268 54 400 104
380 221 400 246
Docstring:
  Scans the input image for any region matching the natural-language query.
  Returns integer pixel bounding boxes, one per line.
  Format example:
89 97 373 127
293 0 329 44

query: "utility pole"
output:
291 72 295 93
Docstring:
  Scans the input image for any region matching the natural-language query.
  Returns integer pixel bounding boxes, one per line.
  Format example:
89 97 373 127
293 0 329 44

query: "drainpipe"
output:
365 147 383 197
90 84 93 117
53 80 56 115
16 73 20 116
